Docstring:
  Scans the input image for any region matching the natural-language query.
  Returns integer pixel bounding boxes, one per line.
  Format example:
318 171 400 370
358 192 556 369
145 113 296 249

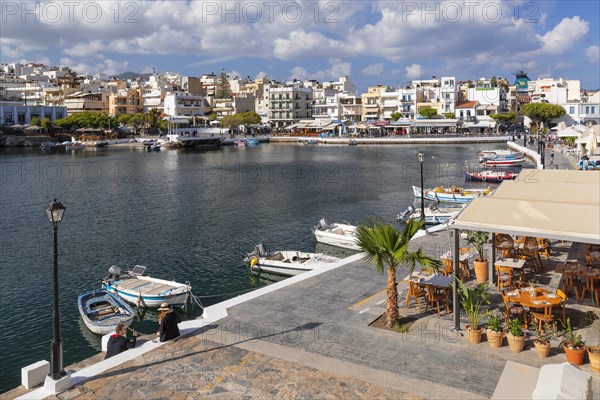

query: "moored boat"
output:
484 156 526 166
398 206 462 225
244 244 340 277
246 139 259 146
313 219 360 250
102 265 192 308
78 289 135 335
234 140 246 147
465 170 519 182
412 185 492 203
478 149 515 162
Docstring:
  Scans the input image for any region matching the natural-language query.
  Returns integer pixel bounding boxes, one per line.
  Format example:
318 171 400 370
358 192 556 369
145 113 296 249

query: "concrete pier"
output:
270 135 511 145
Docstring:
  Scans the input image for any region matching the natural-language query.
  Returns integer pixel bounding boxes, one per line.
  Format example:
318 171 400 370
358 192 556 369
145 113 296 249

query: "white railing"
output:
507 141 543 169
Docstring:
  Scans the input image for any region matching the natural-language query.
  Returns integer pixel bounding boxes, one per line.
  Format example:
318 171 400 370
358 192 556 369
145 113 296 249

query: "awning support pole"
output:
453 228 460 331
490 233 496 285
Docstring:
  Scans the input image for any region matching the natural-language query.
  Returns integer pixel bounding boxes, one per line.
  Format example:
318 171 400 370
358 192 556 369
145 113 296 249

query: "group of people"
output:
105 302 181 359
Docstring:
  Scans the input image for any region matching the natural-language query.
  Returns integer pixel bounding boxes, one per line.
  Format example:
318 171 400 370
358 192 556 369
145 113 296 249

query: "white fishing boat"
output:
412 185 492 203
102 265 192 308
244 244 341 277
313 219 360 250
397 206 462 225
478 149 515 162
78 289 135 335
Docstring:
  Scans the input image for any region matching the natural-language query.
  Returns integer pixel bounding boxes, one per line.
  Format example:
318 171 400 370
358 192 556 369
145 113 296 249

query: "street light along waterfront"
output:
418 152 425 223
46 199 66 380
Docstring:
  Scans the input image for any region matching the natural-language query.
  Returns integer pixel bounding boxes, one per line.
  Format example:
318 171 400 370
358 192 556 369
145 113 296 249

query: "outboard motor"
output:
108 265 122 277
255 243 267 257
397 205 415 222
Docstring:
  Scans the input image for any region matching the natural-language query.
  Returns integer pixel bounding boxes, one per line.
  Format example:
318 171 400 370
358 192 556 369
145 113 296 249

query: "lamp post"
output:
46 199 66 380
418 152 425 222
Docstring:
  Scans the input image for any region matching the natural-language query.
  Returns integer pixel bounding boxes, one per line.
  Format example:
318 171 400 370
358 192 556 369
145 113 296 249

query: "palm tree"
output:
356 218 441 328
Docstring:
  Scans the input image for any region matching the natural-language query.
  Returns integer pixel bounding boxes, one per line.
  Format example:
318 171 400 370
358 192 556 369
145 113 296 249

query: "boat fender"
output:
250 257 258 267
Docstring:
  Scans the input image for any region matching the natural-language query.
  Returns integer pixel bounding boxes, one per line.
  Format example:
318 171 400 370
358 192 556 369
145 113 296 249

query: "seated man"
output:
105 322 137 359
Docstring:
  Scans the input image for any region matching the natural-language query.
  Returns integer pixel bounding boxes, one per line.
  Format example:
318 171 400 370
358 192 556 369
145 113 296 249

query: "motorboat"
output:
234 140 246 147
304 139 318 145
246 139 259 146
484 156 526 166
397 205 462 225
102 265 192 308
244 244 341 277
478 149 516 162
78 289 135 335
65 142 85 150
313 219 360 250
465 170 519 183
412 185 492 203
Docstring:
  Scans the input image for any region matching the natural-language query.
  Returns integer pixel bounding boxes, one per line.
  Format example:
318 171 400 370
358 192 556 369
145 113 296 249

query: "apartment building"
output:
64 91 110 114
413 76 456 117
0 104 67 125
528 78 581 104
361 85 389 121
163 93 205 117
108 89 144 115
269 87 312 129
211 94 256 118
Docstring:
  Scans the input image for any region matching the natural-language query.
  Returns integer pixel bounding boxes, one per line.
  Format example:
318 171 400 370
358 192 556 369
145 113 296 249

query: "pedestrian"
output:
157 302 180 342
550 152 554 166
105 322 137 359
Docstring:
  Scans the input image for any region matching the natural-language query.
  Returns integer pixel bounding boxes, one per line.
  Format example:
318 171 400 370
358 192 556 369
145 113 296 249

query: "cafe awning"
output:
453 169 600 244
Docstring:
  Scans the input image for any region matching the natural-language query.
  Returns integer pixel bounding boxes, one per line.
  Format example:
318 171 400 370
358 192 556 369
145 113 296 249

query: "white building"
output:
163 93 205 117
528 78 580 104
269 87 312 129
413 76 457 117
398 84 416 119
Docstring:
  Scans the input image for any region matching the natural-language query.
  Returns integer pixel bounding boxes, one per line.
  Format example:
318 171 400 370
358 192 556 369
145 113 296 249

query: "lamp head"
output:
46 199 65 225
418 152 424 163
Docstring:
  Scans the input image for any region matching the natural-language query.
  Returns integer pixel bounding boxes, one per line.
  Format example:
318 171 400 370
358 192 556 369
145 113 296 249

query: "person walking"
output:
105 322 137 359
157 302 181 342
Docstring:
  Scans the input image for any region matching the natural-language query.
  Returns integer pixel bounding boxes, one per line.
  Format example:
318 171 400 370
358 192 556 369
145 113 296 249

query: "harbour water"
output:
0 142 531 392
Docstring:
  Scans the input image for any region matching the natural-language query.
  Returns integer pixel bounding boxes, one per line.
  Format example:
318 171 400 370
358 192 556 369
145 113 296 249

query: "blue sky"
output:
1 0 599 91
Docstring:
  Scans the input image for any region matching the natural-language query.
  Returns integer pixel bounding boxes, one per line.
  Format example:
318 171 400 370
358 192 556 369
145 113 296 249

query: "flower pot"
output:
534 339 551 358
563 343 586 366
466 325 482 344
588 347 600 372
473 260 488 283
487 330 504 348
507 333 526 353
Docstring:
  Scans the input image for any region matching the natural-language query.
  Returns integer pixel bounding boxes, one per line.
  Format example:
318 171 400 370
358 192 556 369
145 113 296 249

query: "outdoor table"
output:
405 273 453 314
505 287 562 308
440 251 471 262
495 258 526 269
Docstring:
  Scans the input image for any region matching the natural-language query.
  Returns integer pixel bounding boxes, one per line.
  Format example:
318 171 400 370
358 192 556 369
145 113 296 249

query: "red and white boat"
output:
465 170 519 183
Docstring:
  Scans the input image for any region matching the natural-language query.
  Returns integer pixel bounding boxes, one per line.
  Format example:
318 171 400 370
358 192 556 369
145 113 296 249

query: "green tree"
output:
490 76 498 88
390 111 402 121
443 112 455 119
419 106 437 119
520 103 565 130
356 218 441 328
29 117 42 126
208 112 218 121
40 118 52 130
217 69 231 99
491 112 516 133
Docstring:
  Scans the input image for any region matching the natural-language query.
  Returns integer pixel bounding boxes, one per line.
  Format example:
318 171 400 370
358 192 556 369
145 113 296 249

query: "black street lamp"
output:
418 152 425 222
46 199 66 380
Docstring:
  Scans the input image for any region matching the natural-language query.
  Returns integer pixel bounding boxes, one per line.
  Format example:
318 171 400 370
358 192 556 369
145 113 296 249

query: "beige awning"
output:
453 169 600 244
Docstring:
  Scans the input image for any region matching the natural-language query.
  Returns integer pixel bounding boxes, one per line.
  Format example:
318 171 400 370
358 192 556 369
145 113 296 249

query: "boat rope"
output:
195 287 262 299
188 291 205 311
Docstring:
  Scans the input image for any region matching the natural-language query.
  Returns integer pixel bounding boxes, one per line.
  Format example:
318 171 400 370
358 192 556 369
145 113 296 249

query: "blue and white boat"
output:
246 139 259 146
78 289 135 335
412 185 492 204
102 265 192 309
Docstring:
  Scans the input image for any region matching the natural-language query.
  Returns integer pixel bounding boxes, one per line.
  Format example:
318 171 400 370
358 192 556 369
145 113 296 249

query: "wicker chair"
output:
521 237 543 272
494 234 515 258
585 244 600 267
536 238 551 258
501 291 527 327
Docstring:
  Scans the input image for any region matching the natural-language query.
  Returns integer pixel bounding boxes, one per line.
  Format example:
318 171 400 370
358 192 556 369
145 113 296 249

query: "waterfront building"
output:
413 76 456 117
339 93 362 123
556 91 600 126
108 89 145 116
212 94 256 118
528 77 581 104
163 93 206 118
0 104 67 125
361 85 390 121
398 84 416 119
269 86 313 129
64 91 110 114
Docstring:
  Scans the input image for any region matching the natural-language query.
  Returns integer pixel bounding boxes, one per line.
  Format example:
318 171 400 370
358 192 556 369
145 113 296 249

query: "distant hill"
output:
113 71 152 80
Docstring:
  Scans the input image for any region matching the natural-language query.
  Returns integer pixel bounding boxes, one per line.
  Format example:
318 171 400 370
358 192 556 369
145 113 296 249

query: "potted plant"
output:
485 311 504 348
586 313 600 372
561 318 586 366
507 318 526 352
457 279 490 344
466 231 489 283
533 322 555 358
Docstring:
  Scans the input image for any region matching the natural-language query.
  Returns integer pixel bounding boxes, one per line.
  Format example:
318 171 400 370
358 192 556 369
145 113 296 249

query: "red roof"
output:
455 101 478 109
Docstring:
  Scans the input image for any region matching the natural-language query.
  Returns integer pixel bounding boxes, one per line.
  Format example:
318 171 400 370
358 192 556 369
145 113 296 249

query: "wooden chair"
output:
536 238 551 258
585 244 600 267
521 237 542 272
501 291 527 327
494 234 515 258
426 285 449 317
579 274 600 306
441 258 454 277
459 247 472 280
496 265 514 292
406 281 428 311
555 289 567 323
531 306 556 333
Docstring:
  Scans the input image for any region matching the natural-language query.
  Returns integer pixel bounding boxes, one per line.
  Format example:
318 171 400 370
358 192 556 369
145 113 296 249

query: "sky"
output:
1 0 599 91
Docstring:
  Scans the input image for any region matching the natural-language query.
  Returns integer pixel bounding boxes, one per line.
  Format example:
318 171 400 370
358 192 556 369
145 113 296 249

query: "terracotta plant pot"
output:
466 325 483 344
588 347 600 372
487 330 504 348
473 260 488 283
534 339 551 358
507 333 526 353
563 343 586 366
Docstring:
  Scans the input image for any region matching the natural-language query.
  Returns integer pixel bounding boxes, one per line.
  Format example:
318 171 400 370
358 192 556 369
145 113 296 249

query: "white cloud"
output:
536 16 589 54
361 63 384 77
586 45 600 64
405 64 423 79
289 59 351 81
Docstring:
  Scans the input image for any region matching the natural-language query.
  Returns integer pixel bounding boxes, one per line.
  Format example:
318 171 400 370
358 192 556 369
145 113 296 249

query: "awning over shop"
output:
453 169 600 244
414 119 459 127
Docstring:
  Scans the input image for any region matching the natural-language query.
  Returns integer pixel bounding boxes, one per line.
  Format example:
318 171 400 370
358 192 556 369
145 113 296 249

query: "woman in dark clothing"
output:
157 303 181 342
105 322 137 359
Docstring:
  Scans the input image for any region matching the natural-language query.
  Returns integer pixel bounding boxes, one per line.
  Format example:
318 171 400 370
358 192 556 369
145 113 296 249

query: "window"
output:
586 106 590 114
570 106 575 114
466 110 471 117
592 107 596 114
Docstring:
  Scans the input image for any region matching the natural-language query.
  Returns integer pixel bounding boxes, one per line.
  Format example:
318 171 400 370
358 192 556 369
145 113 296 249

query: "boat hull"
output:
102 273 192 309
484 158 525 166
412 186 488 204
247 250 340 277
313 222 360 250
465 171 518 183
78 289 135 335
